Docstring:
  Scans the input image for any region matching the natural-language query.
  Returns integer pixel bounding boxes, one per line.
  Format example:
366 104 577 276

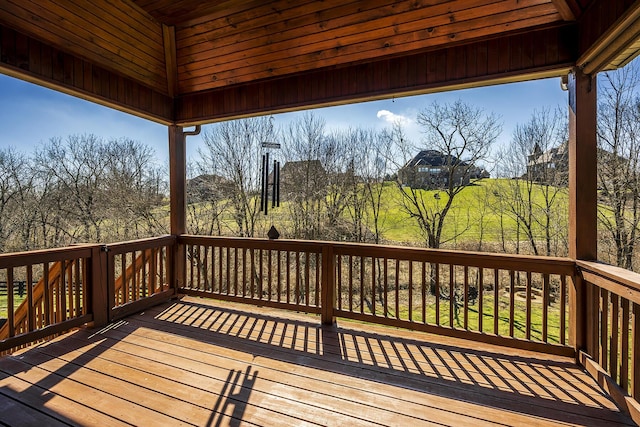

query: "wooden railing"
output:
179 236 575 356
106 235 176 321
330 242 575 356
0 235 638 421
0 245 95 352
180 236 324 314
0 236 177 352
577 261 640 421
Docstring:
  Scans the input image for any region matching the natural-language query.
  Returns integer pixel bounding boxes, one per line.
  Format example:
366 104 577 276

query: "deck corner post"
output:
89 245 109 327
321 244 336 325
169 125 187 290
568 67 597 262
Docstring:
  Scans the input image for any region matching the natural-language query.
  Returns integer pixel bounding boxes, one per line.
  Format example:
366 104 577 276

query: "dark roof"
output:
405 150 467 168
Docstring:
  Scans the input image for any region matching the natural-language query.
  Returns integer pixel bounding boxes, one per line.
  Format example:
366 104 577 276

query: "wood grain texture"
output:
0 297 633 426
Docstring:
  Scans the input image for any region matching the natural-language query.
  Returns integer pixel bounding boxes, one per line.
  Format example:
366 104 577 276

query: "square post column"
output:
567 67 597 356
169 125 186 290
568 67 597 260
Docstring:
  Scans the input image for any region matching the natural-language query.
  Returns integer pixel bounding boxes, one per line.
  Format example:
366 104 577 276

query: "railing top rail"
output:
329 242 575 275
179 235 575 275
105 235 176 254
0 244 96 269
178 235 325 252
577 260 640 305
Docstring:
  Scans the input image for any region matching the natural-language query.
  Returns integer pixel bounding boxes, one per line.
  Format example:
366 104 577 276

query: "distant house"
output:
279 160 327 200
186 174 234 202
525 143 568 184
398 150 489 189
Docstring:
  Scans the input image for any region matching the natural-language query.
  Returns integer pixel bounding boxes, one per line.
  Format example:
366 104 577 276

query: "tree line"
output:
1 66 639 272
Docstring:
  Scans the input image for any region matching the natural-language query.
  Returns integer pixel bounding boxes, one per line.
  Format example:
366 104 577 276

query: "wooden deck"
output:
0 296 634 427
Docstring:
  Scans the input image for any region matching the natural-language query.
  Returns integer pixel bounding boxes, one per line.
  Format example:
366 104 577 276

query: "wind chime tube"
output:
260 154 266 214
264 152 269 215
272 159 277 208
276 161 280 207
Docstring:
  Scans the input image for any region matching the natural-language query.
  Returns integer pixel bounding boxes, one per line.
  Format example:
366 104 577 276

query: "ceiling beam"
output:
578 0 640 74
551 0 576 21
162 24 178 99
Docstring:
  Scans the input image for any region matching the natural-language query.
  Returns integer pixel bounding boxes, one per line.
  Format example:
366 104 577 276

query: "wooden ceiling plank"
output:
178 0 553 76
137 0 263 27
0 0 167 92
174 0 308 39
176 27 573 124
179 11 563 93
87 0 164 51
177 2 560 89
59 0 165 66
177 0 493 66
551 0 577 21
176 0 410 48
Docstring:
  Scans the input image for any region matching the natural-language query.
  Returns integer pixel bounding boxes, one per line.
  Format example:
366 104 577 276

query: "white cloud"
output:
376 109 411 125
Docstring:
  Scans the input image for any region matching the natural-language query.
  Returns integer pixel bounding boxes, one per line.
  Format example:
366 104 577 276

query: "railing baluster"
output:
509 270 515 337
295 251 300 305
141 249 147 297
336 254 342 311
7 267 14 338
560 275 566 345
600 288 609 372
463 266 469 330
542 273 549 342
435 263 440 326
305 252 310 307
348 255 353 312
277 250 282 303
60 261 67 322
395 259 400 320
478 268 484 333
421 262 426 324
286 251 290 304
449 264 454 328
494 269 499 335
383 258 388 318
315 252 320 307
219 246 224 294
609 294 619 383
372 256 377 316
43 262 51 326
26 265 34 333
633 303 639 399
226 247 231 296
408 260 413 322
234 247 239 296
202 246 208 292
526 271 532 340
621 299 630 392
359 256 365 314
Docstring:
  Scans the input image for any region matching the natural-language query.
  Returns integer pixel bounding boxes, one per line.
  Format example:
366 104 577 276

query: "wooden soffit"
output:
0 0 640 125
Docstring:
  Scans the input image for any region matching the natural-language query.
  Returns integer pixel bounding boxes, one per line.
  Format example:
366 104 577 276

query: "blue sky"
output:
0 72 567 166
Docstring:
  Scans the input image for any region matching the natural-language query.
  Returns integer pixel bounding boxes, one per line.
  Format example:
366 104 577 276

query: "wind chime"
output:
260 141 281 238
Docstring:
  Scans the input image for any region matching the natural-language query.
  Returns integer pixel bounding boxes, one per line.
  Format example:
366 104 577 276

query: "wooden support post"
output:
169 125 187 290
321 244 336 325
568 67 598 357
90 245 109 327
568 67 598 260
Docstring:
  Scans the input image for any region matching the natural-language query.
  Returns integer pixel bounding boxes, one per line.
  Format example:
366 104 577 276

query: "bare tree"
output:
598 65 640 270
199 117 275 237
498 108 568 256
393 100 500 249
35 135 110 242
281 113 327 239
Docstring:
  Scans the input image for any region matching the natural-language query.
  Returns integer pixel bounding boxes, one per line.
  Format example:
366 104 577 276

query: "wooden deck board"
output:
0 296 635 426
